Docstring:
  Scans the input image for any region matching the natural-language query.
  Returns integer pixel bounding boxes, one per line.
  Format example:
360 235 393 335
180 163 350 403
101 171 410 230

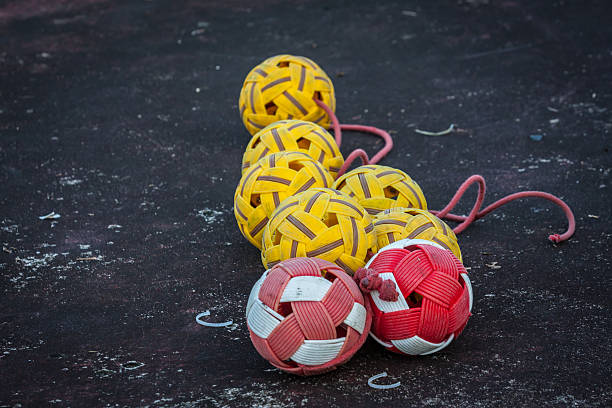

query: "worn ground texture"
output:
1 0 611 407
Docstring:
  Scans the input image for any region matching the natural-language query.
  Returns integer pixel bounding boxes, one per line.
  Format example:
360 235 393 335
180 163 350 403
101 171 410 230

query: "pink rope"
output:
313 99 574 243
430 175 576 243
314 99 393 178
319 98 343 147
341 148 369 172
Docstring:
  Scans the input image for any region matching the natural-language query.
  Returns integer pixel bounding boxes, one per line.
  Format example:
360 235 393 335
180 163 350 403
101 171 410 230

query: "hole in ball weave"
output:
335 180 347 191
336 324 347 338
323 212 339 228
250 193 261 208
321 269 336 282
272 230 282 246
250 137 262 149
288 161 305 172
384 186 399 199
406 292 423 308
265 101 278 115
296 137 311 150
277 301 293 318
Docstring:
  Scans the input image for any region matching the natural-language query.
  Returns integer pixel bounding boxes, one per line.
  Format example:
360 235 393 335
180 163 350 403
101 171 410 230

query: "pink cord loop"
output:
354 268 399 302
431 175 576 243
313 99 393 178
433 175 486 234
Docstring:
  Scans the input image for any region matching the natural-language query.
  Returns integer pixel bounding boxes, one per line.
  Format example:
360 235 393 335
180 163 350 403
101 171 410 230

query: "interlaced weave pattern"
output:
234 151 333 248
261 188 377 274
373 207 462 262
333 165 427 215
246 257 371 376
363 238 472 356
242 119 344 179
239 55 336 135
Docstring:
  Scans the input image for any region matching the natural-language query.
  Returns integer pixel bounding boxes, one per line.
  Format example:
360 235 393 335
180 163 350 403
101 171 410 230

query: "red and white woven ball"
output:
358 238 473 356
246 257 371 375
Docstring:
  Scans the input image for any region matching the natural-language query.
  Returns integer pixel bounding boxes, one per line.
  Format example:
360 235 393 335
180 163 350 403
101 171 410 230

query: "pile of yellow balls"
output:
234 55 462 275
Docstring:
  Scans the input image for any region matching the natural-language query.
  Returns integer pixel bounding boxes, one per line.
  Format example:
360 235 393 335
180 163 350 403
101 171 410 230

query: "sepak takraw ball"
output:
242 119 344 179
246 257 371 375
333 165 427 216
356 238 472 356
234 151 333 248
373 207 462 261
239 55 336 135
261 188 377 274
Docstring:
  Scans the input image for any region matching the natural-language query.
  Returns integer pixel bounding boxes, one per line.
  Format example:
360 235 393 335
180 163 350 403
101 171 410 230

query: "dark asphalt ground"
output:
1 0 611 406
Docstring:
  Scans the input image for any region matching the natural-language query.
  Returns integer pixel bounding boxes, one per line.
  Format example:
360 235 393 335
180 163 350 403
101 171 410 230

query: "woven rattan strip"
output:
234 151 333 248
242 120 343 180
333 165 427 215
261 188 377 274
373 207 462 261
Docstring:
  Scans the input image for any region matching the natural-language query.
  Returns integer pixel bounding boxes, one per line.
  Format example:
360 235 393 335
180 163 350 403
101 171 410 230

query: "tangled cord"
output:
316 99 575 244
353 267 399 302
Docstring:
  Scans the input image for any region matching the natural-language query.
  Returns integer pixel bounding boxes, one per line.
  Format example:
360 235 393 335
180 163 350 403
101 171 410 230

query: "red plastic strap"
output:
430 174 576 243
314 99 393 178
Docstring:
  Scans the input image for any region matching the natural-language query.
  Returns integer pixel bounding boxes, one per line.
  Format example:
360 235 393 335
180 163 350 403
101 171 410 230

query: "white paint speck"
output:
39 212 61 220
196 208 225 224
59 176 83 186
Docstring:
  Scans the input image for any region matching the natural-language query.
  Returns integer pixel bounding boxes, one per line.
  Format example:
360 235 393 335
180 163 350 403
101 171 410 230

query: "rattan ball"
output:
246 257 371 375
234 151 333 248
242 119 344 179
358 238 472 356
332 165 427 216
261 188 377 274
239 54 336 135
373 207 462 261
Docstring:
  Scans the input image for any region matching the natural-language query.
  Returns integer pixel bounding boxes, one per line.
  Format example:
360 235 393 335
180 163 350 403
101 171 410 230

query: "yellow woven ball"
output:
332 165 427 216
234 151 333 248
261 188 377 274
242 119 344 179
239 55 336 135
373 207 462 261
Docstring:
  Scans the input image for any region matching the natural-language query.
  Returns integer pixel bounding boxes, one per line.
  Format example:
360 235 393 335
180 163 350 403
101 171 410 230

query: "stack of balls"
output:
232 55 472 375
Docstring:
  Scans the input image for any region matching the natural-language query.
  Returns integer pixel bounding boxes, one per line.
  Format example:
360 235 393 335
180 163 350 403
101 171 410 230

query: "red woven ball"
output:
359 238 473 355
246 257 372 375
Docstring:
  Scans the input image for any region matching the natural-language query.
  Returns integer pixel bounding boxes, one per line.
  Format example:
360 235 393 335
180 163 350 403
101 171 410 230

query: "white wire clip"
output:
367 372 401 390
195 310 233 327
